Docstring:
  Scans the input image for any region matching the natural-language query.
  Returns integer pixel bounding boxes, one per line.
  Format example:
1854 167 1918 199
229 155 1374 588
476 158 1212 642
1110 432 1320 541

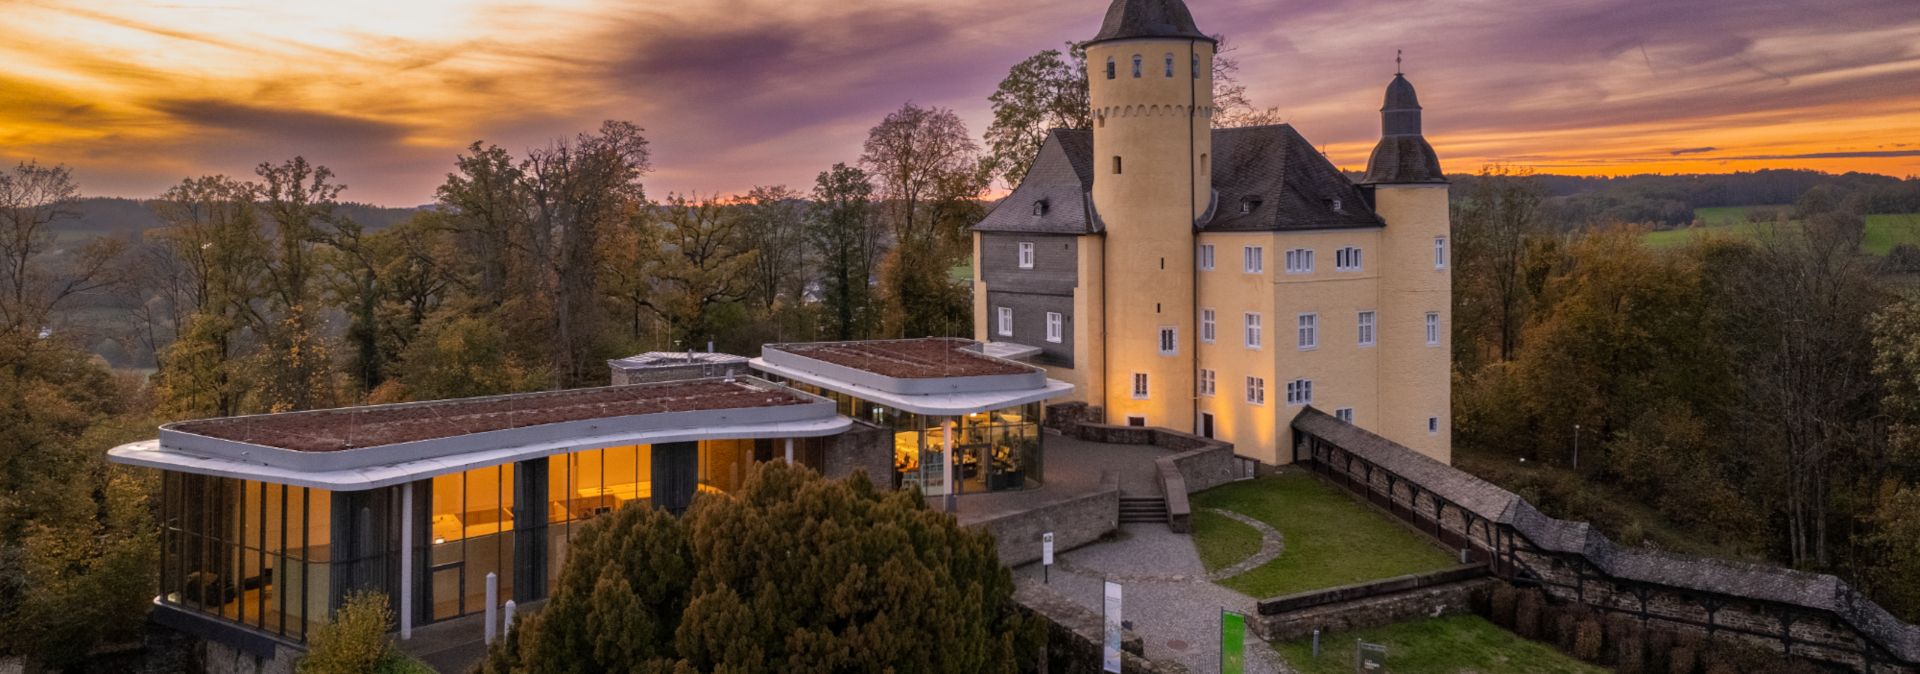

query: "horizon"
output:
4 0 1918 207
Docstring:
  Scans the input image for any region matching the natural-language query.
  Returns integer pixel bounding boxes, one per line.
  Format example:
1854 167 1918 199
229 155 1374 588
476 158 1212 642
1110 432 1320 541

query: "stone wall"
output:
1043 401 1102 433
1015 583 1189 674
1259 578 1495 642
973 472 1120 567
203 639 296 674
822 419 891 486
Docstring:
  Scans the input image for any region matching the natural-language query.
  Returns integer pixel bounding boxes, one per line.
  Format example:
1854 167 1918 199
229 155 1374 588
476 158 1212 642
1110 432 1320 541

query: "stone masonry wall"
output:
974 472 1120 567
1260 579 1495 642
822 419 891 486
1015 583 1188 674
203 640 296 674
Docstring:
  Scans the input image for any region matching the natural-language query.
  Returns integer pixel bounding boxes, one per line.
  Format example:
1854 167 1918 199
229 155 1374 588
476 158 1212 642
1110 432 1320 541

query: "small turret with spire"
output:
1361 52 1445 184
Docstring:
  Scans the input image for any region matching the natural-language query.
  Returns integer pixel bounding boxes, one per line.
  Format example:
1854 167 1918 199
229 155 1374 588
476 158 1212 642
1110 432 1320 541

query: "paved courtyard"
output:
950 432 1173 523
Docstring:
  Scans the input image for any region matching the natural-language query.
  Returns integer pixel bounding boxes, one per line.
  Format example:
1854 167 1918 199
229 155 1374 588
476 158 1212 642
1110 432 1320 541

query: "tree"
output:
0 161 124 336
809 164 878 340
1452 165 1549 367
437 142 529 308
984 44 1092 188
615 193 756 350
738 185 808 310
860 104 986 337
253 157 347 412
1209 35 1283 128
481 462 1038 674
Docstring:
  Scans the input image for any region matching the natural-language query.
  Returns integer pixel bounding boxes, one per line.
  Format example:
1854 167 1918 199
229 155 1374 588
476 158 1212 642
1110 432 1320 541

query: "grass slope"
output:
1275 614 1607 674
1644 205 1920 254
1191 472 1455 598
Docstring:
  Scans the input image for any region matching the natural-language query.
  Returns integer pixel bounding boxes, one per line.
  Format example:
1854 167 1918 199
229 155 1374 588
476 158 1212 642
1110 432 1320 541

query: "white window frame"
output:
1434 236 1449 269
1158 326 1178 355
1201 308 1216 343
997 307 1013 337
1245 376 1265 405
1132 372 1150 399
1017 241 1035 269
1244 312 1263 349
1045 311 1063 343
1297 313 1318 350
1357 310 1376 347
1243 246 1265 274
1198 244 1215 271
1336 246 1363 271
1198 368 1216 396
1335 407 1354 423
1285 248 1315 274
1425 312 1440 346
1285 378 1313 406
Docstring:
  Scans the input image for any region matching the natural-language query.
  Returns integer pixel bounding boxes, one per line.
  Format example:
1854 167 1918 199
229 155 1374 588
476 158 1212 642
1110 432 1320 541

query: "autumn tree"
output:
860 104 985 338
738 185 808 310
984 43 1092 188
436 142 529 308
809 163 878 340
481 462 1038 674
619 193 756 350
1451 165 1549 367
252 157 347 412
0 161 124 336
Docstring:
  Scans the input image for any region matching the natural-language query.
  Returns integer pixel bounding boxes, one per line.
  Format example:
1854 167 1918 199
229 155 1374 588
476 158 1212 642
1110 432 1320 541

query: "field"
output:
1643 205 1920 254
1190 472 1456 598
1274 614 1607 674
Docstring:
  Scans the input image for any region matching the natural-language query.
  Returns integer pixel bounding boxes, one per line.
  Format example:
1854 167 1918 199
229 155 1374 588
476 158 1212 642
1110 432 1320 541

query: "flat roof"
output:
110 376 851 489
172 378 806 453
776 338 1030 378
609 351 749 370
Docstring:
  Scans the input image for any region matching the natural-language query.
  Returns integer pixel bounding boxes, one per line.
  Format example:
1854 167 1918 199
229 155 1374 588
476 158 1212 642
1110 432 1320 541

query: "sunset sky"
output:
3 0 1918 206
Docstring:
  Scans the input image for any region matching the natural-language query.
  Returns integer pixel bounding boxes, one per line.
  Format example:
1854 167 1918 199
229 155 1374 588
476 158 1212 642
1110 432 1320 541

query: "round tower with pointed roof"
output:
1085 0 1216 430
1363 66 1452 462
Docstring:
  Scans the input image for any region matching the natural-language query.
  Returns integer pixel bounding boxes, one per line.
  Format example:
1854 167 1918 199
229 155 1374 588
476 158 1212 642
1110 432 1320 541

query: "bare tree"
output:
861 103 983 247
0 161 123 336
1453 165 1547 365
739 185 808 309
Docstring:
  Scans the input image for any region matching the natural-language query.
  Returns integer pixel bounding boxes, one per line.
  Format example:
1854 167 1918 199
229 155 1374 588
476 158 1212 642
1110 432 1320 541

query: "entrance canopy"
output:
108 376 850 491
750 338 1073 416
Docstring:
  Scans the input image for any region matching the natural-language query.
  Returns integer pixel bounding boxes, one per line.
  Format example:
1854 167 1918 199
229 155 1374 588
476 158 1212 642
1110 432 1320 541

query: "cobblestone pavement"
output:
1014 523 1297 674
1204 508 1286 581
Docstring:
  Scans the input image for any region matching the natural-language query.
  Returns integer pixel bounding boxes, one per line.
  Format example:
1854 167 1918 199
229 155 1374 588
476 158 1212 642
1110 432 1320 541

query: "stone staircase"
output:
1118 496 1169 524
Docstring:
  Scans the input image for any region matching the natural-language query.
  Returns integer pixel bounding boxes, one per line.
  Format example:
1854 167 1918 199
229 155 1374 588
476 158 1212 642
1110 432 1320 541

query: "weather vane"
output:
1396 49 1403 75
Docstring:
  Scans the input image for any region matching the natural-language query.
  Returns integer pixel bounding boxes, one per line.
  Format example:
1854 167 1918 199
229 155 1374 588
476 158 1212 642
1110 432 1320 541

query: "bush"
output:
1609 617 1646 673
1514 588 1543 639
1668 645 1698 674
1573 617 1604 661
298 591 393 674
1552 611 1578 651
1489 584 1518 627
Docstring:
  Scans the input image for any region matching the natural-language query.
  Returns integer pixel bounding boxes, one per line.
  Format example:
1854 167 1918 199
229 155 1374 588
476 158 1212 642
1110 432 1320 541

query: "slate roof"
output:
973 126 1383 235
1291 407 1920 664
1362 74 1447 185
1089 0 1214 45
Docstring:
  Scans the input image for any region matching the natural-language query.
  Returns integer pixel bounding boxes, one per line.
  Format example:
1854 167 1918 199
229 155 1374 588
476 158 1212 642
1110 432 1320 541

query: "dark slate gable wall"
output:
981 232 1079 367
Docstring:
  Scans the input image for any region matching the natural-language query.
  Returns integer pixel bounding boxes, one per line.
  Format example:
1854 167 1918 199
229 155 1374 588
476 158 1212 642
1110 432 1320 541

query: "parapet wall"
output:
1290 406 1920 673
1044 402 1245 532
972 472 1120 567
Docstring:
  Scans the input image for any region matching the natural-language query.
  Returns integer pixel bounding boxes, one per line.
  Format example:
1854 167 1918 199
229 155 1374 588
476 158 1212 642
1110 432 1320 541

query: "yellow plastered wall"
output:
1371 184 1453 463
973 232 988 341
1087 37 1215 431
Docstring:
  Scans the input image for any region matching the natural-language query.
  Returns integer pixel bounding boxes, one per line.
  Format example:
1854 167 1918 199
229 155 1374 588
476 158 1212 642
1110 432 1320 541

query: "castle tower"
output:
1085 0 1215 429
1360 67 1452 462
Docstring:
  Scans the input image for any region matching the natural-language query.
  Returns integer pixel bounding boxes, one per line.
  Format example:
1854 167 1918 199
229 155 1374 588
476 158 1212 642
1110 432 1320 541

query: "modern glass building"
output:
111 377 852 657
751 338 1072 497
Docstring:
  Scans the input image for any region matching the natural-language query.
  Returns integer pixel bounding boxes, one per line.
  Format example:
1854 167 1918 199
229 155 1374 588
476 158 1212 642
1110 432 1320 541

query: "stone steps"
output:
1119 496 1169 523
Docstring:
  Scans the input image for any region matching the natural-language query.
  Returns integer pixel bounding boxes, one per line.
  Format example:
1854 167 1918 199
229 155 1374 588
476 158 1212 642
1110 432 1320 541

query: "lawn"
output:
1190 472 1456 598
1274 614 1607 674
1643 205 1920 255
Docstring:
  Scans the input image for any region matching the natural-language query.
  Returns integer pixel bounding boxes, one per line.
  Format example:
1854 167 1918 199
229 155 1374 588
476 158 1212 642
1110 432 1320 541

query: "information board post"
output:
1220 609 1247 674
1042 532 1055 584
1102 581 1123 673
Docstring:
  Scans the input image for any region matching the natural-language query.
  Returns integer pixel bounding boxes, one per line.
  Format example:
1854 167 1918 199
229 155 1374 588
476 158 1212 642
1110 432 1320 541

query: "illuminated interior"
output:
158 473 333 641
789 382 1044 494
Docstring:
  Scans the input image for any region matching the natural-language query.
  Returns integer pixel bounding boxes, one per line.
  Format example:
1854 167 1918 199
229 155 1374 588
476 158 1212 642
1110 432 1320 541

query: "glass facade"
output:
788 383 1044 494
158 473 335 641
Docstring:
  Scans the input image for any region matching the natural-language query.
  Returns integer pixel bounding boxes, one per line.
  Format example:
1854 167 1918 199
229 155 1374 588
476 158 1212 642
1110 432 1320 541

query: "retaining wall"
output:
973 472 1121 567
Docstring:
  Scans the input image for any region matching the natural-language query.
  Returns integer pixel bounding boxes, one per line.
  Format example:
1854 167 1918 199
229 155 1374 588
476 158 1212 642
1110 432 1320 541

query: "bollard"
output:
1460 548 1469 564
1312 629 1320 657
484 572 499 645
503 600 517 639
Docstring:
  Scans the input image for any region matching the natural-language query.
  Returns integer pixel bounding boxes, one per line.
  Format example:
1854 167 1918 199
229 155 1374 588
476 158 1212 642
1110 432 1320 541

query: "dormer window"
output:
1330 197 1343 213
1033 200 1049 216
1240 198 1261 215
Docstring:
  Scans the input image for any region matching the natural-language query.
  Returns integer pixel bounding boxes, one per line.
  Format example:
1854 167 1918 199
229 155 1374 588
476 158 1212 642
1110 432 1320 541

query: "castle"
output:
972 0 1452 465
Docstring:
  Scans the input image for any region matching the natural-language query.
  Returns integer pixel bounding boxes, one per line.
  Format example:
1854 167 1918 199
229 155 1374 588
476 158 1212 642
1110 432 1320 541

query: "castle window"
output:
1159 326 1177 355
1165 54 1175 77
1434 236 1449 269
1243 246 1264 274
1285 248 1315 274
1198 244 1215 270
997 307 1013 337
1285 378 1313 406
1199 368 1216 396
1133 373 1150 399
1046 312 1063 343
1112 156 1123 175
1297 313 1318 350
1246 376 1266 405
1357 310 1376 346
1017 241 1035 269
1106 57 1116 80
1336 407 1355 423
1429 416 1440 434
1132 55 1142 78
1244 312 1262 349
1425 312 1440 346
1201 308 1216 343
1033 200 1048 216
1336 246 1363 271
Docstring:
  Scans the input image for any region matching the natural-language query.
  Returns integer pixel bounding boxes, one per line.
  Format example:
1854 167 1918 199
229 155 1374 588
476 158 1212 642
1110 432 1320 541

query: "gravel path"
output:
1205 508 1286 581
1015 524 1296 674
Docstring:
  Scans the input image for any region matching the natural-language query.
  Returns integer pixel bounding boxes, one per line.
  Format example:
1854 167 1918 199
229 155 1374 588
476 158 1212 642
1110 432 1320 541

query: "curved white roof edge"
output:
750 357 1074 416
108 416 853 491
